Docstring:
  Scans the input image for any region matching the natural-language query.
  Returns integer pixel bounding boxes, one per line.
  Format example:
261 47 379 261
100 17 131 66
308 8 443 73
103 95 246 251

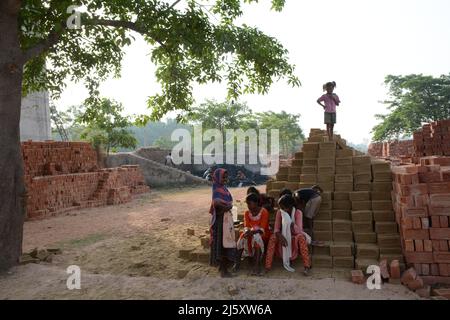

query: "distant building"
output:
20 91 52 141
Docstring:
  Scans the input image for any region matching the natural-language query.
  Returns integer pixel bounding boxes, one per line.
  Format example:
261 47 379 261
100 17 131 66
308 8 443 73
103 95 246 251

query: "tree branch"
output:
170 0 182 9
85 18 166 48
22 21 66 63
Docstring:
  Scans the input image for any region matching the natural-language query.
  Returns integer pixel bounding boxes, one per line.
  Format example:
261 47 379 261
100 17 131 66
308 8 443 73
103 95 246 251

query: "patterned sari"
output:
209 169 237 266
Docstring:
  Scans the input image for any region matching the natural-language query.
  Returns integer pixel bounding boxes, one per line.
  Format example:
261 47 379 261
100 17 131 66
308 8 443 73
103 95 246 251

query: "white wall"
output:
20 91 52 141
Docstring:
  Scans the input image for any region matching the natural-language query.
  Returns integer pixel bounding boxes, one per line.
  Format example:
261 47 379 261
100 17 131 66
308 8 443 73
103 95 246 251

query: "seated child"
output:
264 194 311 276
235 193 270 276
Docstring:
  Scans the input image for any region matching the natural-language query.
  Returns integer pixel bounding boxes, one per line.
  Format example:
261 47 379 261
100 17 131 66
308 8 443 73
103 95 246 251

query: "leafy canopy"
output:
372 74 450 141
76 98 137 154
20 0 299 123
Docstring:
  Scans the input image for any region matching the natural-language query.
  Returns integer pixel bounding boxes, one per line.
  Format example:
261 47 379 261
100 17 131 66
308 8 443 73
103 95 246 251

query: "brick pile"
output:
413 119 450 157
368 140 414 158
23 141 149 220
266 129 403 270
391 156 450 283
22 141 98 179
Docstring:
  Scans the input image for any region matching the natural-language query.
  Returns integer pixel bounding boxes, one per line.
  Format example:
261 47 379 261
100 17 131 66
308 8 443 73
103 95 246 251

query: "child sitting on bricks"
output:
264 194 311 276
234 193 271 276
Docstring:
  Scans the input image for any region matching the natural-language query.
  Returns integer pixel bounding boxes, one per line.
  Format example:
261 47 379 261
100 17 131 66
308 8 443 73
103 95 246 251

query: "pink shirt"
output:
318 93 340 113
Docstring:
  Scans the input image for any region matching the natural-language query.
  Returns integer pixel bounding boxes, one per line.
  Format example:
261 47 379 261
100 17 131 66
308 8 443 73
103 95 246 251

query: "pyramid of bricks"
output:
266 129 404 271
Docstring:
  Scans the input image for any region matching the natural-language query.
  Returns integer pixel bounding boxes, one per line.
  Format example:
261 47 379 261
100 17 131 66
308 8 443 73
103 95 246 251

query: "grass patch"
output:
58 233 109 249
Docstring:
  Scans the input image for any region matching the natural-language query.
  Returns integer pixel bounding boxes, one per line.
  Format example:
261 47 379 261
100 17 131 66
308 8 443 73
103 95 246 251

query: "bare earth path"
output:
0 186 419 300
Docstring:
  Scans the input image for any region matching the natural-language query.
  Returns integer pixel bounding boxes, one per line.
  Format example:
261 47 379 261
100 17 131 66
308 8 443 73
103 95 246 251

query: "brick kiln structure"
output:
266 129 404 271
22 141 150 220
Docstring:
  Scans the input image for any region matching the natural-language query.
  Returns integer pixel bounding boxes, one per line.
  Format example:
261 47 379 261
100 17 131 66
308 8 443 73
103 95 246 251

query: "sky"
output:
55 0 450 145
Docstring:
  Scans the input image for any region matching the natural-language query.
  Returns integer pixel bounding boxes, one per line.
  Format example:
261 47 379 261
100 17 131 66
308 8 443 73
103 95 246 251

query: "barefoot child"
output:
236 193 270 276
317 81 340 140
265 195 311 276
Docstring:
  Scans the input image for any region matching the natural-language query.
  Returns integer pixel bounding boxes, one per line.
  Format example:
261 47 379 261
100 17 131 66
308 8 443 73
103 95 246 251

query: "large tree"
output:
372 74 450 141
0 0 299 270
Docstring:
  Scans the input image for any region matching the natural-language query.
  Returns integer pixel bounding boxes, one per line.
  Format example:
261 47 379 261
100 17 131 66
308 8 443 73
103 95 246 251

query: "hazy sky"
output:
55 0 450 144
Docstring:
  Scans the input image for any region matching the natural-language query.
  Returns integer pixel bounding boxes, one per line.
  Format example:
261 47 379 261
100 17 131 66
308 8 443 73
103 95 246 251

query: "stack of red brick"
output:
391 156 450 282
413 119 450 157
23 141 150 220
22 141 98 179
368 140 414 158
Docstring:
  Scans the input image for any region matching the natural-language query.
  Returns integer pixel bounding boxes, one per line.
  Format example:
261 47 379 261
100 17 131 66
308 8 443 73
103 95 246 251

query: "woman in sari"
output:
209 168 237 278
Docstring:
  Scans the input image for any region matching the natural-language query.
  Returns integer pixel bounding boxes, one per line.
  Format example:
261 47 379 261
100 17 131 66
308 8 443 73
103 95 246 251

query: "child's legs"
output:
265 234 277 271
296 235 311 268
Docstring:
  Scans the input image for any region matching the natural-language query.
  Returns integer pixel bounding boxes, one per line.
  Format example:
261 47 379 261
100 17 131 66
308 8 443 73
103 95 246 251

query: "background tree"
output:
256 111 304 156
77 98 137 155
0 0 299 270
186 99 256 133
372 74 450 141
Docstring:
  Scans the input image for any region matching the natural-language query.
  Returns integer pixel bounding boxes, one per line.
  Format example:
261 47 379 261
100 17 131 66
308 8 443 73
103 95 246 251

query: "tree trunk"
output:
0 1 26 271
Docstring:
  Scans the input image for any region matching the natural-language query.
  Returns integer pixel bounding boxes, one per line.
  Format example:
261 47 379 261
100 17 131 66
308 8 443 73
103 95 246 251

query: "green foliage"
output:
256 110 304 156
372 74 450 141
186 99 256 132
76 98 137 154
186 99 303 155
20 0 300 123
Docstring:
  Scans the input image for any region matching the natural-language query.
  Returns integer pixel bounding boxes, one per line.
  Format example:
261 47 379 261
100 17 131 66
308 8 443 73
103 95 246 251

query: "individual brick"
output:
349 191 371 201
378 234 401 247
439 240 449 251
372 171 393 182
351 201 372 211
333 256 355 269
403 229 430 240
334 182 353 192
332 219 352 232
314 220 332 231
332 210 351 220
404 239 415 252
289 167 303 175
302 142 320 151
353 156 371 166
404 252 434 264
354 172 372 183
375 222 398 234
371 192 392 201
333 231 353 242
330 242 354 257
371 161 390 172
429 207 450 216
314 231 333 241
319 149 336 158
433 252 450 263
352 221 373 233
427 182 450 194
356 244 379 259
312 242 331 255
300 174 317 183
401 268 417 286
429 228 450 240
372 200 393 211
333 192 350 200
354 232 377 244
312 255 333 268
414 240 424 252
379 259 390 280
372 182 393 192
401 206 428 217
318 174 335 183
336 157 352 166
302 166 317 174
438 264 449 277
380 247 403 255
354 183 372 192
429 194 450 207
315 210 332 221
336 165 353 174
390 260 401 279
318 158 335 167
333 200 352 210
373 211 396 222
439 216 449 228
337 149 354 158
351 270 365 284
424 240 433 252
351 210 373 221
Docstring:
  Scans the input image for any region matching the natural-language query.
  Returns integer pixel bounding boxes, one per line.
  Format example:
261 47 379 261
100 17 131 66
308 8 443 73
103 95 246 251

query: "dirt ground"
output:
0 186 420 300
